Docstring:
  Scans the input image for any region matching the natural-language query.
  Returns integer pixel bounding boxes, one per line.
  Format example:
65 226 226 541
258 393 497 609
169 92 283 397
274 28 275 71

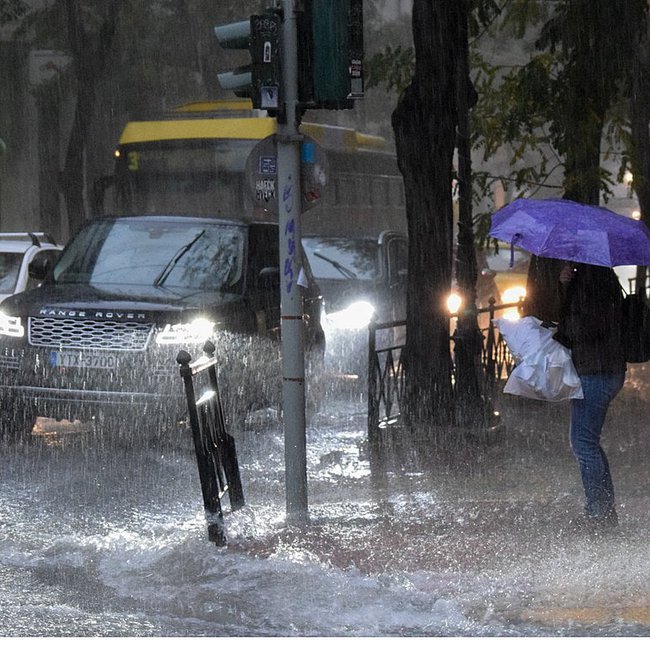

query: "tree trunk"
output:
451 0 485 426
631 5 650 295
562 116 603 206
392 0 459 426
36 86 62 239
59 0 120 236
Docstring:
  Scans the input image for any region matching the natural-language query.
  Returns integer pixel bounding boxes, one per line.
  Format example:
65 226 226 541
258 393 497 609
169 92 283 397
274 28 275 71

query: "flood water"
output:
2 367 650 638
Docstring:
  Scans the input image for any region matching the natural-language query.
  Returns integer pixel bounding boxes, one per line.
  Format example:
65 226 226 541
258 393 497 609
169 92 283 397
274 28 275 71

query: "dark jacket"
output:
554 264 627 376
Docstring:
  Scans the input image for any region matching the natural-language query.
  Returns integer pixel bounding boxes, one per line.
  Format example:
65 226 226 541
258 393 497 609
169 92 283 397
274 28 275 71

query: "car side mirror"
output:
28 256 52 282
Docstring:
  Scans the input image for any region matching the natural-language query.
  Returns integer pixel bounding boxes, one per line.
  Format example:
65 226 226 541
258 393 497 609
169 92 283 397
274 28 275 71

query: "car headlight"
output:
155 318 216 345
501 286 526 304
500 286 526 321
322 301 375 331
0 311 24 337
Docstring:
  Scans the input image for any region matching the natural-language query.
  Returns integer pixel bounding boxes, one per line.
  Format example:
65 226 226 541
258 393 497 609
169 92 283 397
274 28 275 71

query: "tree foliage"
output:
370 0 649 236
474 0 647 227
0 0 26 26
366 44 414 94
5 0 266 234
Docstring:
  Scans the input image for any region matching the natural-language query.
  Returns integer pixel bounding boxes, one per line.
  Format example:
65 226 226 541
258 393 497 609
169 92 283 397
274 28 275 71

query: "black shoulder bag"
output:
622 290 650 363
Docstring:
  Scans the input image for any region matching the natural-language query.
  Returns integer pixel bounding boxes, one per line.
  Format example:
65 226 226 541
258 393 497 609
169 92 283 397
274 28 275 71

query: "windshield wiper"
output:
153 230 205 287
313 251 358 280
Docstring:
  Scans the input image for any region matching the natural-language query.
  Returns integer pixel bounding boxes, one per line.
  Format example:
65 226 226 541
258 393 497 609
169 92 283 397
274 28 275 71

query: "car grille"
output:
28 317 154 351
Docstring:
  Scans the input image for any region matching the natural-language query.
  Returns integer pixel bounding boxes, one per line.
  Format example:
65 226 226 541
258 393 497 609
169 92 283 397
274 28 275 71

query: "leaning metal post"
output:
177 348 226 546
485 297 497 383
203 341 245 510
176 342 245 547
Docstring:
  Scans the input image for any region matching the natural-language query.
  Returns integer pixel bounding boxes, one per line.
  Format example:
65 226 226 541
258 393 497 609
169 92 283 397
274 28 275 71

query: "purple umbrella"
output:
489 197 650 267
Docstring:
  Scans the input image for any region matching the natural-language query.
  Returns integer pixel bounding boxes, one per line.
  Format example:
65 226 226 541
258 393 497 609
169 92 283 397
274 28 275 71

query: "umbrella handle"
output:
510 233 522 268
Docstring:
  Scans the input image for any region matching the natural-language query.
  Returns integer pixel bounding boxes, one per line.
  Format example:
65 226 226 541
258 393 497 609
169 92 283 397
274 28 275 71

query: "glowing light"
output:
323 301 375 330
0 311 24 337
155 318 215 344
446 292 462 315
502 286 526 303
500 286 526 321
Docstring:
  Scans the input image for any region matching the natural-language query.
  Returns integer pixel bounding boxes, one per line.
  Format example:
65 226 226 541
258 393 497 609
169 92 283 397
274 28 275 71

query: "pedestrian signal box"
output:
214 11 281 111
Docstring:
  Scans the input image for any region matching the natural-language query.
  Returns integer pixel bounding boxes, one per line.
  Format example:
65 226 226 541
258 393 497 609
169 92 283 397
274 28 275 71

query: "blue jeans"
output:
570 372 625 518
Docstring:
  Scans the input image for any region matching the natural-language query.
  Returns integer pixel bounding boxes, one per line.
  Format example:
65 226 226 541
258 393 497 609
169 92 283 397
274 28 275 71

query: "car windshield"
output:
53 219 245 294
0 252 22 293
302 237 379 281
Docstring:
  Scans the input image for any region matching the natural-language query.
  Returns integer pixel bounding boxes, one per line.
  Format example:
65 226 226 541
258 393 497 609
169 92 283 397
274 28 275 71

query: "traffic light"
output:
214 11 281 111
215 2 364 112
298 0 364 109
214 20 252 94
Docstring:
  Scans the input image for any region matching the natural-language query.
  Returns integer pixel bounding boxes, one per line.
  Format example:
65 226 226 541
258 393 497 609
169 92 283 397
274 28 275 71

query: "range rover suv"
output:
0 215 324 439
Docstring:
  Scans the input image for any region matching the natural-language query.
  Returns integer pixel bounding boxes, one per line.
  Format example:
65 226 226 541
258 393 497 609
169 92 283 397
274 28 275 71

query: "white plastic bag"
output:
494 316 583 401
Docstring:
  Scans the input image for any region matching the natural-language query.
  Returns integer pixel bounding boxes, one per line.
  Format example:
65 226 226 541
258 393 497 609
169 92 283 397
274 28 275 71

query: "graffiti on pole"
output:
282 179 296 294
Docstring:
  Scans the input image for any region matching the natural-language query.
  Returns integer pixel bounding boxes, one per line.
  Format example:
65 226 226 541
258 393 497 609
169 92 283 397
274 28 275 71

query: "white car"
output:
0 233 63 303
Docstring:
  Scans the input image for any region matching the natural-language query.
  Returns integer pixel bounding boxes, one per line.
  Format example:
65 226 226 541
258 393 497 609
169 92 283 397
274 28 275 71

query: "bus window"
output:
371 178 389 207
337 176 358 206
358 175 371 207
389 178 405 207
110 141 253 218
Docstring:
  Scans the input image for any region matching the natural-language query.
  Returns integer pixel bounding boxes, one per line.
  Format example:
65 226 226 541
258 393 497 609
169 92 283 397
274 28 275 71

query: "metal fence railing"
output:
367 298 521 437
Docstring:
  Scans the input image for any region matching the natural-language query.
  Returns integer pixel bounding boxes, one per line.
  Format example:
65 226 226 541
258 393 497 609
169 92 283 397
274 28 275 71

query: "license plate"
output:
49 351 119 369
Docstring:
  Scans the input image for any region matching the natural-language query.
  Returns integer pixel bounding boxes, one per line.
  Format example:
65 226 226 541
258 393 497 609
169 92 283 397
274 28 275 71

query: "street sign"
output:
245 134 328 213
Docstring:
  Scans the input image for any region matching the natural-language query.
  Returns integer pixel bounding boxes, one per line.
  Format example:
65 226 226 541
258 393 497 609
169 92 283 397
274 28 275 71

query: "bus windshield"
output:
109 140 255 218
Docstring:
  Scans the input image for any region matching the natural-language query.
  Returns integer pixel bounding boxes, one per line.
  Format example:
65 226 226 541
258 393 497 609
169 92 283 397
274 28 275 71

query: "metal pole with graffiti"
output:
277 0 308 523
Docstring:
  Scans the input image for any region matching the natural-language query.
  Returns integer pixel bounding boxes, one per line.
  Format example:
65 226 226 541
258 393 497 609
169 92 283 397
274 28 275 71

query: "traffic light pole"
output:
277 0 308 524
215 1 364 525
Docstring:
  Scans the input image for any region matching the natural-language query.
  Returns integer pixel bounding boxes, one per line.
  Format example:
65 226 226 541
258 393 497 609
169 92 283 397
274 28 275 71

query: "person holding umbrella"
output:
490 197 650 533
554 261 626 532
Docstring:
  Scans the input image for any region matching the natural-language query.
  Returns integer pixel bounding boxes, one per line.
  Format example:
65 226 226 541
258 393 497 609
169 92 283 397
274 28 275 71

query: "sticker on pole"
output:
245 135 328 214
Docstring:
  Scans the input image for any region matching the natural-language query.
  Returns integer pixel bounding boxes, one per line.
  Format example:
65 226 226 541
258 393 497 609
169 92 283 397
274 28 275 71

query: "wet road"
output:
1 367 650 637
